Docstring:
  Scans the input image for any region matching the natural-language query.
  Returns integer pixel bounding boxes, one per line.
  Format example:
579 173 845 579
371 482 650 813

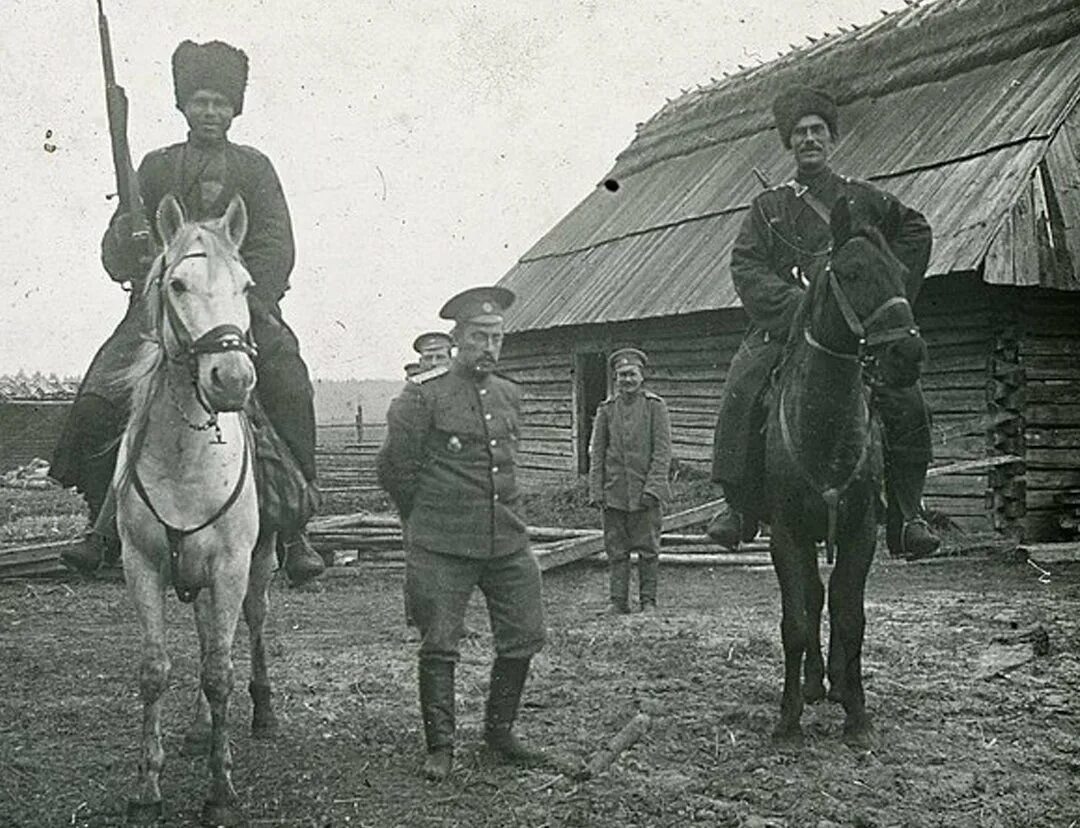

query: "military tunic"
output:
377 362 545 662
588 389 672 607
711 167 934 516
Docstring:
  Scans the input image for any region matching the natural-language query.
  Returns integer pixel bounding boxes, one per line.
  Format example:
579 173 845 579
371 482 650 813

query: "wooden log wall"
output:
496 333 576 485
915 275 999 535
1019 288 1080 539
501 311 745 486
501 275 1080 539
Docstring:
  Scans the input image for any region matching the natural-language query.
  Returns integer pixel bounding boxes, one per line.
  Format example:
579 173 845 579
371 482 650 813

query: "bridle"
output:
780 255 921 564
804 262 920 383
156 250 258 441
129 246 258 603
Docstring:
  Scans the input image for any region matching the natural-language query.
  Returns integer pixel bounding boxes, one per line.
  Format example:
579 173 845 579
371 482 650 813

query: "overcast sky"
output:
1 0 904 381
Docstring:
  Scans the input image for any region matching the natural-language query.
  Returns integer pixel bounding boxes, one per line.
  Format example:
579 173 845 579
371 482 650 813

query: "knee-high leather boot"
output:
418 659 455 780
885 457 940 560
484 657 548 767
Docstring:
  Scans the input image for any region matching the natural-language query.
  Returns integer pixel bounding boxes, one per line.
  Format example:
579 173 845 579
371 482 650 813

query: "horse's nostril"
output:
210 367 223 387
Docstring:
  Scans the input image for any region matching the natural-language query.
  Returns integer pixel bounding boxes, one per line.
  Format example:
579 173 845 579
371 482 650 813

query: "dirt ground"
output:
1 552 1079 827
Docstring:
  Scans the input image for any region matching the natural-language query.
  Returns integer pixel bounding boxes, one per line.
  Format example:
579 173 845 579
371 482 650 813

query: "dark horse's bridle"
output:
129 249 259 603
781 258 922 563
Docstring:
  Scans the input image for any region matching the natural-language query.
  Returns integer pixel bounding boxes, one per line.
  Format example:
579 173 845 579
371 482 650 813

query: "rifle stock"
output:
97 0 150 254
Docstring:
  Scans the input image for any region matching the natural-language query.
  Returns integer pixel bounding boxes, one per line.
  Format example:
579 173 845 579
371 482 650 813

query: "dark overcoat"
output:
711 168 932 506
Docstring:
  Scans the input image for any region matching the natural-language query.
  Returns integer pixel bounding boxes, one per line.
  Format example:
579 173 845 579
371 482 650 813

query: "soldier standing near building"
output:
708 85 939 560
53 39 326 585
377 286 547 781
588 348 672 614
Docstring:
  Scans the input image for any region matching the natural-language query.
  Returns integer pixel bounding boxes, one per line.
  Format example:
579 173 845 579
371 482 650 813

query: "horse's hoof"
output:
843 721 874 751
180 730 212 758
770 725 804 749
200 799 246 827
803 682 827 703
251 713 278 739
826 685 845 705
126 799 163 824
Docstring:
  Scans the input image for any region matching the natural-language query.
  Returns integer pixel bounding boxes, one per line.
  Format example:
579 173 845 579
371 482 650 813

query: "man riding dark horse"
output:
52 39 325 584
708 85 940 560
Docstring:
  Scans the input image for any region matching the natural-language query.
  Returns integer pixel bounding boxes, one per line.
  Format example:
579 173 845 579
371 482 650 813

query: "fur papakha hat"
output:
772 85 839 149
172 40 249 115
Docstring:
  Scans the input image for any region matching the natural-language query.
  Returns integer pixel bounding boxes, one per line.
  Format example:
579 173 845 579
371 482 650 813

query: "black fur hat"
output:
772 85 838 148
172 40 249 115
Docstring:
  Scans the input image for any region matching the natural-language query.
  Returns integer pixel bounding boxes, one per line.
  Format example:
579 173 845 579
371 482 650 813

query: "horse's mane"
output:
111 222 234 495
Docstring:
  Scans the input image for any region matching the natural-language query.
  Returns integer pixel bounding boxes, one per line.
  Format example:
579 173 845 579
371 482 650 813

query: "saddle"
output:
247 398 320 536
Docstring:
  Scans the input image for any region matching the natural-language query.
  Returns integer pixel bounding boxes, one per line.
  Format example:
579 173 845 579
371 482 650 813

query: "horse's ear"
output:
222 195 248 250
156 194 186 247
830 197 853 249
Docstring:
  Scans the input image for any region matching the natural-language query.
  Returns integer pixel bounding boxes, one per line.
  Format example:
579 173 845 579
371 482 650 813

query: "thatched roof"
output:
500 0 1080 333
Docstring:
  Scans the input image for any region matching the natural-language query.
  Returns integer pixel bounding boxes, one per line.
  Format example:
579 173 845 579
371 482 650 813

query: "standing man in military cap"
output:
413 330 454 370
588 347 672 614
708 84 939 560
377 286 548 781
53 39 326 584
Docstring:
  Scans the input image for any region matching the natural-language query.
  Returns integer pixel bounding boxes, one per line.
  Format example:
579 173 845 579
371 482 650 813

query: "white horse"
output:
117 193 277 826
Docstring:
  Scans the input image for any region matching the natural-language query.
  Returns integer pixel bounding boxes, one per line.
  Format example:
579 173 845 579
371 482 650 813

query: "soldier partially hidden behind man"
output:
588 347 672 614
708 85 940 560
377 286 548 782
52 39 326 584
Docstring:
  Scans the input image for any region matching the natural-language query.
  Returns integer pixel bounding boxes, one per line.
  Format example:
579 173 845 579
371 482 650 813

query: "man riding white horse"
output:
53 39 325 584
708 85 940 560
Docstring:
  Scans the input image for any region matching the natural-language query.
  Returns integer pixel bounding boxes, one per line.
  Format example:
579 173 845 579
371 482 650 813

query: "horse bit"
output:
158 251 258 444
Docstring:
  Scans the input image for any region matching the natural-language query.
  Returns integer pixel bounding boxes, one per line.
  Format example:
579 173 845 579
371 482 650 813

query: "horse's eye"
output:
169 280 187 294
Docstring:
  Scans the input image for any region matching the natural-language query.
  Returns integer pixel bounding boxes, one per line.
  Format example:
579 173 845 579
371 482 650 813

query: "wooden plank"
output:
921 387 988 413
1027 468 1080 490
1014 542 1080 564
0 539 82 579
926 455 1022 477
1026 427 1080 448
1027 448 1080 469
535 499 725 571
1025 404 1080 426
1026 382 1080 404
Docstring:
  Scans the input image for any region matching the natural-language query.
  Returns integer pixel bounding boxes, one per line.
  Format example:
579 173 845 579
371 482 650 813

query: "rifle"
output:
97 0 150 277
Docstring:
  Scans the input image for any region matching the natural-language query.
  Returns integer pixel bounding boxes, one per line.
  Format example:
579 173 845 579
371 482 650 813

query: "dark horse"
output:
764 198 927 749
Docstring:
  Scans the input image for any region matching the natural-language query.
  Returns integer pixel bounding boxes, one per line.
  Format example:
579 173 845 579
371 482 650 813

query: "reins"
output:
128 245 257 603
778 255 919 564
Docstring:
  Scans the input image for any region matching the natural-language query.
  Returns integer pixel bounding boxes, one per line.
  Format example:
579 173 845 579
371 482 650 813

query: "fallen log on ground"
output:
580 712 651 780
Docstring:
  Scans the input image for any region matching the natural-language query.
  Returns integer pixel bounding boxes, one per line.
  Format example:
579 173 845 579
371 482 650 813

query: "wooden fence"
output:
314 421 385 494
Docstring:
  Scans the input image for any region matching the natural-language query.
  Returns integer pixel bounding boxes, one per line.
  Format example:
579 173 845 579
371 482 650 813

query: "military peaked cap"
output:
439 286 515 323
609 347 648 370
412 331 454 354
172 40 249 115
772 85 838 149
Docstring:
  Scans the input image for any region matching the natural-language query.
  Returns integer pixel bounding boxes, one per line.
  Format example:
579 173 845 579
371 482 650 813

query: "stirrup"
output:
900 517 940 560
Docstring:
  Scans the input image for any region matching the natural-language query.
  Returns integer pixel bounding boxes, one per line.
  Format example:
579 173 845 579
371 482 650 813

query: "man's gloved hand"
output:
105 212 156 282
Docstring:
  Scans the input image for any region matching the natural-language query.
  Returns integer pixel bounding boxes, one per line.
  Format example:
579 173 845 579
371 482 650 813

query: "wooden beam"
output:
536 499 726 572
926 455 1023 477
1013 542 1080 564
0 539 81 579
